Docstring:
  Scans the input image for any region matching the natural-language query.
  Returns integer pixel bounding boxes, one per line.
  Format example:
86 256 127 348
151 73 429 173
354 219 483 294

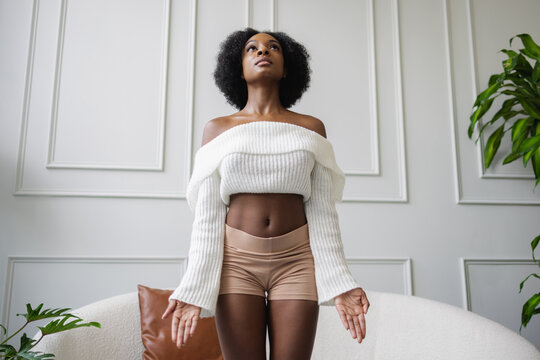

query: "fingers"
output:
190 316 199 337
346 314 356 339
162 300 176 319
352 314 363 343
358 312 366 342
183 317 192 344
337 309 349 330
176 317 186 348
171 308 179 343
164 300 201 348
363 294 370 314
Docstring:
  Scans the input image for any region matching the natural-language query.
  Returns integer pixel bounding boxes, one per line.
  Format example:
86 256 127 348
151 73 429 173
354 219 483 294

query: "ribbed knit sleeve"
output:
305 162 360 306
168 170 227 318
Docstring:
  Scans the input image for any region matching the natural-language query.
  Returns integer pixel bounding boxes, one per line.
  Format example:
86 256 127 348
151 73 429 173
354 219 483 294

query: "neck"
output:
241 80 286 116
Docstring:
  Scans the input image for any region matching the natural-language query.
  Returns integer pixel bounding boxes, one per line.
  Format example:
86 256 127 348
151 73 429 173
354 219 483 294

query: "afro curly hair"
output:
213 27 312 110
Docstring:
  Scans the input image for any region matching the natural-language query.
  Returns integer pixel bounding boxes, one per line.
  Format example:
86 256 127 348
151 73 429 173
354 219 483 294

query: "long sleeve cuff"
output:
305 162 360 306
169 170 227 318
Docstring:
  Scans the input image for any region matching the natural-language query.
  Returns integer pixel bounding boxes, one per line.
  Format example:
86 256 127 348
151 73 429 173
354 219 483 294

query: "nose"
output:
257 48 269 55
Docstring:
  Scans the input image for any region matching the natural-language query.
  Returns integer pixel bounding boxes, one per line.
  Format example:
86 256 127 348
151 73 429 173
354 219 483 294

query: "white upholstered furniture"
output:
32 290 540 359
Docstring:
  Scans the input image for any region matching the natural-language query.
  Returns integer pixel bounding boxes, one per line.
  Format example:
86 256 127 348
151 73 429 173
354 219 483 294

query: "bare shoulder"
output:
294 113 327 139
201 116 232 146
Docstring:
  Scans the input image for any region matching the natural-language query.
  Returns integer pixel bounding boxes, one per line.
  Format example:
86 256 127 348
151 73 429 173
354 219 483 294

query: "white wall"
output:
1 0 539 350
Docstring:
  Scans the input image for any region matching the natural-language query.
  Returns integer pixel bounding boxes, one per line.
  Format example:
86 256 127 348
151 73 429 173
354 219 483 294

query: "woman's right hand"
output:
162 299 201 348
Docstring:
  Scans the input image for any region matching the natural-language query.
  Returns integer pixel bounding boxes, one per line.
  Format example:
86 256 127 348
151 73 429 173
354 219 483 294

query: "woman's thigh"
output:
215 293 268 360
267 299 319 360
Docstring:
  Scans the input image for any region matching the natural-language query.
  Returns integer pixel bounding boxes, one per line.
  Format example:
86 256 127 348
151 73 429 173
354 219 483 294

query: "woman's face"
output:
241 32 286 83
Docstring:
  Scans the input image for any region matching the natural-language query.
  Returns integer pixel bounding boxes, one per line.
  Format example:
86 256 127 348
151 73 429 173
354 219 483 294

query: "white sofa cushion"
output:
31 290 540 360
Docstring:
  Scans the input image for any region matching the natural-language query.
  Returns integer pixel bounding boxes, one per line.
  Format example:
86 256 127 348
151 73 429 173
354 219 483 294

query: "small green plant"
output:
468 33 540 185
0 303 101 359
519 235 540 332
467 32 540 333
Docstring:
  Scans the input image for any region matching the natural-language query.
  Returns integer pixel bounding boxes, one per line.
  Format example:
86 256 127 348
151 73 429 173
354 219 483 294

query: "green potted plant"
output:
0 303 100 359
467 32 540 333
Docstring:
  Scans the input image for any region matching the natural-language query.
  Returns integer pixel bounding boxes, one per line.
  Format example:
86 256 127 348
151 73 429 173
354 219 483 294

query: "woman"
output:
162 27 370 359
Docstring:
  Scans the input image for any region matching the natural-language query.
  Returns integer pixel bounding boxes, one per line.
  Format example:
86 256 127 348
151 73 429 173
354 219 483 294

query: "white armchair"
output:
32 290 540 359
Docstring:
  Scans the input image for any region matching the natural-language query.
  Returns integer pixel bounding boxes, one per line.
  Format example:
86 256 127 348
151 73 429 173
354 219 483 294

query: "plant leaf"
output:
501 89 524 97
0 344 18 357
18 333 36 353
503 109 526 121
519 273 540 292
484 124 505 168
512 117 533 142
515 54 534 77
502 152 522 165
521 292 540 329
512 129 530 153
16 304 79 323
503 54 518 73
520 48 538 60
519 98 540 119
533 61 540 83
523 148 535 167
473 79 502 107
37 316 101 336
475 100 519 141
512 34 540 61
488 73 501 87
517 134 540 153
532 234 540 262
505 73 536 93
532 151 540 179
469 97 496 139
15 349 56 359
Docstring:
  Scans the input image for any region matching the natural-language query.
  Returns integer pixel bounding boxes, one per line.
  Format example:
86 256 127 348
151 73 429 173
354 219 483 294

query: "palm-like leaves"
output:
17 304 75 323
38 316 101 336
0 304 100 359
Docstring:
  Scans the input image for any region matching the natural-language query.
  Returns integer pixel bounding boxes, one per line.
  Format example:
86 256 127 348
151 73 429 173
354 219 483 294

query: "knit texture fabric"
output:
218 150 315 205
169 121 360 318
184 121 346 210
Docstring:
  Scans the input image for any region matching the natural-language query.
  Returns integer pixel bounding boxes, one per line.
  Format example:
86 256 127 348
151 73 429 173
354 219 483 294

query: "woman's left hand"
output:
334 287 370 343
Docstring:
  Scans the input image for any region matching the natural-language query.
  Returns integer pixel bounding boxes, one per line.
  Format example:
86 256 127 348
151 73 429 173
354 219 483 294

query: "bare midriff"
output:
225 193 307 238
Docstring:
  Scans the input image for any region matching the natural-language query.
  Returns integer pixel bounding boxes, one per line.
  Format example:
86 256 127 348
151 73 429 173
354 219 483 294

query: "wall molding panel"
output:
348 257 413 295
45 0 168 171
271 0 407 203
14 0 191 199
1 256 187 334
460 257 540 342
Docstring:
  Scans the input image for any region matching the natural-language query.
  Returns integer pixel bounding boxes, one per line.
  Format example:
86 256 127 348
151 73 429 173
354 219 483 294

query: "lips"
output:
255 58 272 65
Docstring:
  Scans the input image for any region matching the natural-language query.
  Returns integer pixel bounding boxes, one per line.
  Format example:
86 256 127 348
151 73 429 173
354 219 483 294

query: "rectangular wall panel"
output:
14 0 194 198
49 0 167 170
462 259 540 347
1 257 186 336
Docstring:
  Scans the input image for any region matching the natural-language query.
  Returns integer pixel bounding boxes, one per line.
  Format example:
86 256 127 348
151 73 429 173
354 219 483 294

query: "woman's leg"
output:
215 293 268 360
267 299 319 360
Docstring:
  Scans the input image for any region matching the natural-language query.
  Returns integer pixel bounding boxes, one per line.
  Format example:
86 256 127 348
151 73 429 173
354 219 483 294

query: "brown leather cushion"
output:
137 284 223 360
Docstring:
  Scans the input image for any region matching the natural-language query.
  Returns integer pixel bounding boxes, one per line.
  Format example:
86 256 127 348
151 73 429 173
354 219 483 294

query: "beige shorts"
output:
218 222 318 302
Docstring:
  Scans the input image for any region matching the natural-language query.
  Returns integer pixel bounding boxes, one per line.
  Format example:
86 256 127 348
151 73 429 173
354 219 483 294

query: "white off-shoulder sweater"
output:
169 121 360 318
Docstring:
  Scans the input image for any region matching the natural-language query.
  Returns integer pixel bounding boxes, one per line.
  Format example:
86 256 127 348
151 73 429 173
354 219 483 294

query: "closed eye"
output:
246 44 280 52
